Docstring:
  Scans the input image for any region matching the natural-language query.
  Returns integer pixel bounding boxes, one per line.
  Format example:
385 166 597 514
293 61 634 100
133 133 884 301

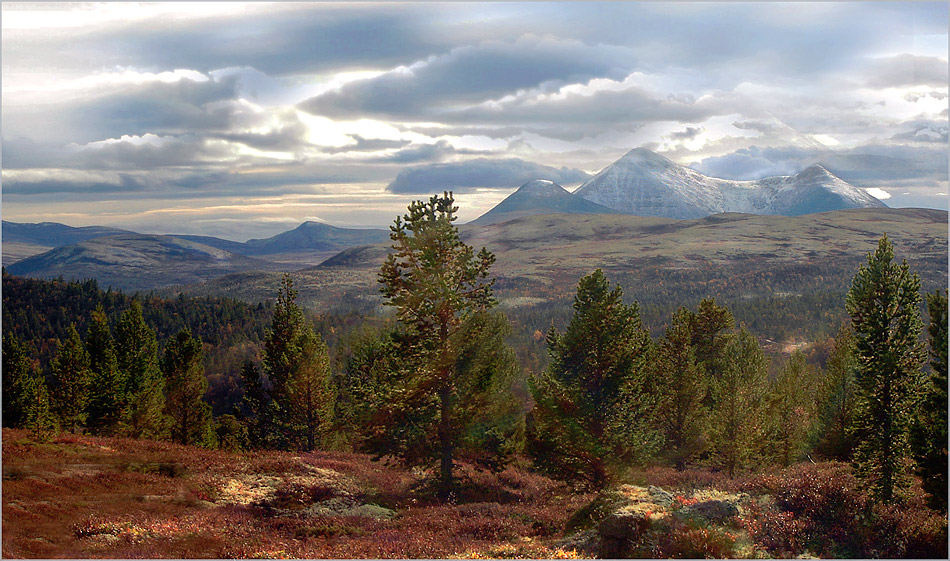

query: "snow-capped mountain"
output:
573 148 887 218
470 179 618 225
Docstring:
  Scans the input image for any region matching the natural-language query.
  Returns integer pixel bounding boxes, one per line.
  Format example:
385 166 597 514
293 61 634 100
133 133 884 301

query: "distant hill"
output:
184 208 948 340
573 148 887 218
470 179 619 226
4 220 390 269
6 234 282 291
242 221 389 255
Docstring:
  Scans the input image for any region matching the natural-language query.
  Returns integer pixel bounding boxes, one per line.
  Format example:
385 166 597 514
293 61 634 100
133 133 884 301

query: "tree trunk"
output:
438 382 453 501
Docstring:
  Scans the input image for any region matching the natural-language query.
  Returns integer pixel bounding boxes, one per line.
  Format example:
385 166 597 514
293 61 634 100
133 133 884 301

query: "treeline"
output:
2 272 273 413
2 194 946 512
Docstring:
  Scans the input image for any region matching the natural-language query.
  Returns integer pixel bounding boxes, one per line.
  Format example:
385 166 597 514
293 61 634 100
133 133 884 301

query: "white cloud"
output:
865 187 892 200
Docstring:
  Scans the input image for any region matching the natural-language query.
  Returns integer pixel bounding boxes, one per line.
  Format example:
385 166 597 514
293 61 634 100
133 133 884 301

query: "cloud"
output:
386 158 590 193
864 54 949 89
865 187 892 200
299 35 634 120
669 126 704 140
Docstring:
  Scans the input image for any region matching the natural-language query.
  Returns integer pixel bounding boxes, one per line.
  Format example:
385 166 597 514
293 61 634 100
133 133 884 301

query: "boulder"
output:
597 508 651 558
675 499 740 523
648 485 673 507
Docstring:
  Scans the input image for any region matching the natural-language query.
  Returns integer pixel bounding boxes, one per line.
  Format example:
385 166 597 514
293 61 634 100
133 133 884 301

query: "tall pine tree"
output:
765 351 819 466
3 332 35 428
85 305 124 434
846 234 924 504
288 328 334 451
708 328 768 478
813 325 859 460
161 328 214 447
115 301 168 439
910 289 948 512
528 269 657 488
50 324 92 433
377 192 508 500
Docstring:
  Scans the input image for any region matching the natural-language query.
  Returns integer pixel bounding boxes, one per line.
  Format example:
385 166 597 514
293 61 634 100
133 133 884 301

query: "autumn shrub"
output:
653 522 739 559
865 502 948 559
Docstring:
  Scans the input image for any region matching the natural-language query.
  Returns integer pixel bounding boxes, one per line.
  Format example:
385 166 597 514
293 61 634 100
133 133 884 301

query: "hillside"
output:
1 221 133 266
3 429 944 559
6 234 282 291
185 207 947 317
573 148 886 218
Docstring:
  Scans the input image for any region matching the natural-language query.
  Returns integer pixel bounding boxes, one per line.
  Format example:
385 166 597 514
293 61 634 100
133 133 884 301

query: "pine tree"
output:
3 332 35 428
910 289 948 512
528 269 657 488
25 375 57 441
813 325 859 460
653 307 708 469
377 192 503 500
708 328 768 478
239 359 272 448
287 329 334 451
161 328 214 447
115 301 168 439
262 275 305 413
85 305 124 434
50 324 92 433
846 234 924 504
766 351 819 466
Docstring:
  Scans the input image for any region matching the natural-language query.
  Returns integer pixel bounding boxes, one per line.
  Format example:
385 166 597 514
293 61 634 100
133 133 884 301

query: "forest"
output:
2 193 947 558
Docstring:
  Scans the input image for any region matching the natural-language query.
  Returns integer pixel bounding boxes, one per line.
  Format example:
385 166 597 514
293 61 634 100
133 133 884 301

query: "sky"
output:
2 1 947 241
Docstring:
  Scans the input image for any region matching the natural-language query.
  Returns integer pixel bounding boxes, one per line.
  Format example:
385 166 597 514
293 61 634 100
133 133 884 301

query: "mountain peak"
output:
514 179 567 197
616 147 675 168
794 163 837 181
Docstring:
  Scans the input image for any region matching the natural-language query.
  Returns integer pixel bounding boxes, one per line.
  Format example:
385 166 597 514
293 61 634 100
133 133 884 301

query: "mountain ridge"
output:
471 179 618 225
572 148 886 218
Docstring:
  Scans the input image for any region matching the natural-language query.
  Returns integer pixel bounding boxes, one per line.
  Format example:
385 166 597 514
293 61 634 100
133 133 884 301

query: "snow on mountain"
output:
470 179 618 225
573 148 887 218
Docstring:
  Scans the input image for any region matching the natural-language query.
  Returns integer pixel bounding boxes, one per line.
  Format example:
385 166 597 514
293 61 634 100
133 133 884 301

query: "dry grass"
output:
2 429 585 559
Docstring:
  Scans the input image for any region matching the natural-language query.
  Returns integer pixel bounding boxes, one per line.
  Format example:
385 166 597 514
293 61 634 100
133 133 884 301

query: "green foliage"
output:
258 274 336 451
812 325 859 460
161 328 214 447
707 328 768 477
25 375 57 441
652 307 708 469
115 301 169 439
215 414 249 452
239 359 272 448
765 351 819 466
846 234 925 504
909 289 948 512
376 192 506 499
50 324 92 433
3 332 35 428
528 269 657 488
287 328 334 451
85 305 124 434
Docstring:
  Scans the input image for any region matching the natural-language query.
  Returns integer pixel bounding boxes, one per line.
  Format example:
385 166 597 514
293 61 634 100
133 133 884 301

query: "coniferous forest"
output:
3 194 948 559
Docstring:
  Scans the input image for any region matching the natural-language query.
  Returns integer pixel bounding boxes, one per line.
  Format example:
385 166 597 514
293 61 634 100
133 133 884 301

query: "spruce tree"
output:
25 375 57 441
528 269 657 488
653 307 708 469
239 359 272 448
161 328 214 447
115 301 168 439
813 325 859 460
287 329 334 451
3 332 35 428
846 234 924 504
765 351 819 466
50 324 92 433
376 192 507 500
85 305 124 434
708 328 768 478
910 289 948 512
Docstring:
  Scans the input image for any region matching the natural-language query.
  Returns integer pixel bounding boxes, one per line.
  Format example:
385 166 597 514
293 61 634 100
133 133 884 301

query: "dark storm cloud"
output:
299 35 634 120
386 158 590 194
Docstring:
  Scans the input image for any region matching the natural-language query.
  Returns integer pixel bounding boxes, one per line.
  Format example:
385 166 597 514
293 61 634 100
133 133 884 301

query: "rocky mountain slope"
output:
471 179 618 225
573 148 887 218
